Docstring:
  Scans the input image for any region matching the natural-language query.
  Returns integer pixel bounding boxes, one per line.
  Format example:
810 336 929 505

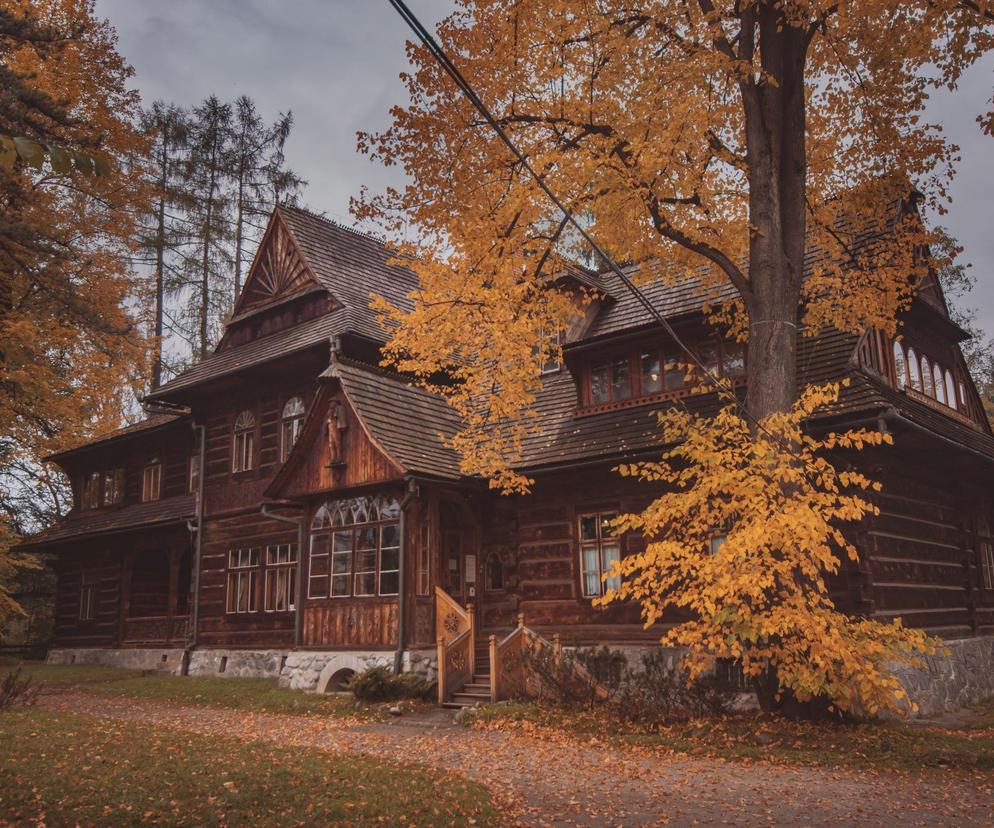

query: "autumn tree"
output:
0 0 148 624
358 1 994 710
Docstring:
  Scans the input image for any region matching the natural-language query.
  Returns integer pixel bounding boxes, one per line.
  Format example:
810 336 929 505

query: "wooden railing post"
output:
436 636 445 704
466 603 475 669
553 633 562 664
489 634 498 702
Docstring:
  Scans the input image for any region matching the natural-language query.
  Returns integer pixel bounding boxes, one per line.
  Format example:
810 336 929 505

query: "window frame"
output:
578 510 622 599
582 338 744 411
141 458 161 503
540 326 562 375
416 522 431 597
308 495 403 600
484 551 504 592
263 543 298 613
232 409 257 474
280 396 306 462
226 547 261 614
79 570 98 621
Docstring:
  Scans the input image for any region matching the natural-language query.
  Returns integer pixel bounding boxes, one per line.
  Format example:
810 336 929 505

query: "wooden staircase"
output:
442 638 493 709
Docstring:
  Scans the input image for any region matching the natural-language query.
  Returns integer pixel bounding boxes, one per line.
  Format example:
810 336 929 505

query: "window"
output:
981 541 994 593
142 458 161 502
893 341 907 389
79 570 98 621
945 370 957 409
921 359 935 398
540 327 562 374
485 551 504 591
579 511 621 597
226 548 260 613
281 396 306 462
189 454 200 494
232 409 256 473
82 471 101 510
417 523 431 596
103 468 124 505
906 349 921 391
720 343 746 378
934 363 947 405
640 351 662 395
264 544 297 612
309 495 402 598
709 534 727 555
590 355 631 405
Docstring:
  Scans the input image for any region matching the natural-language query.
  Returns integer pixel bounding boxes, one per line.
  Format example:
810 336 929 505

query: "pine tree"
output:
139 101 189 388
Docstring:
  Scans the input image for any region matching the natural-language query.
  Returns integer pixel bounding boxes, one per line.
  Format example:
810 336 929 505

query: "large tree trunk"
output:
741 5 808 423
741 6 811 714
151 140 167 389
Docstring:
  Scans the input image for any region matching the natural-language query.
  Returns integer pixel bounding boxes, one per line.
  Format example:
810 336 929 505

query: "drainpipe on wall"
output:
394 478 420 675
261 503 306 648
182 421 207 676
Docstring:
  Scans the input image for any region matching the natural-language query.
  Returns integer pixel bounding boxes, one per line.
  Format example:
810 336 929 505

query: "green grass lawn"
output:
0 659 398 719
0 707 501 827
473 699 994 775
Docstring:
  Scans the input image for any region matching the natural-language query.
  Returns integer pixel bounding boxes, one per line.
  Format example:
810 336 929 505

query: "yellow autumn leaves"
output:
602 383 937 715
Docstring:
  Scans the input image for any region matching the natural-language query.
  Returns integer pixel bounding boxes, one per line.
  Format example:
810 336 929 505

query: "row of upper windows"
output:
231 396 306 473
892 340 969 413
582 339 745 408
77 397 308 509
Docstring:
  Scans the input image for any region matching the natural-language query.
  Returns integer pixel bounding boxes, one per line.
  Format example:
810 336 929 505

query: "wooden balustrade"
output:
435 587 474 704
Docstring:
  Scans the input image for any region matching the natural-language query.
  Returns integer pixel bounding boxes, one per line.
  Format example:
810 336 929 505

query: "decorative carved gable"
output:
233 212 318 316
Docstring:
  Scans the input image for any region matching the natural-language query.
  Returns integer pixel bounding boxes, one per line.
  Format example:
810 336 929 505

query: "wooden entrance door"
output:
442 529 478 620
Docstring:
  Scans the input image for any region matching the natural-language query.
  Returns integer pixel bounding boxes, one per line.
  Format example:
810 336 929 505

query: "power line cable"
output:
386 0 794 448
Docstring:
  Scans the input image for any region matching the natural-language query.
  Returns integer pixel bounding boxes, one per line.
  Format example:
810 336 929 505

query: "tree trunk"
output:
199 127 218 361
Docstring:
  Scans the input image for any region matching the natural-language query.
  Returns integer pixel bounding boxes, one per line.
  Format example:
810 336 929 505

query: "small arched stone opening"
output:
325 667 355 692
316 653 381 694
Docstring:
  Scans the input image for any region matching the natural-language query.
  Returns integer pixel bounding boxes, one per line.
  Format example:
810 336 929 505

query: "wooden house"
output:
23 204 994 706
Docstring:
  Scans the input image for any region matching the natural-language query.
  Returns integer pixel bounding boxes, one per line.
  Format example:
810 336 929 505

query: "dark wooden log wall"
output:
52 546 121 648
864 456 994 636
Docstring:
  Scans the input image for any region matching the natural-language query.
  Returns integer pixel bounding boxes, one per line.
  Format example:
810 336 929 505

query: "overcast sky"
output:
95 0 994 331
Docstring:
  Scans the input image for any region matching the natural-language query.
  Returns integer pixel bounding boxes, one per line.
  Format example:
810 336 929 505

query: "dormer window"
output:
232 409 256 473
540 327 562 374
82 471 101 510
142 456 161 502
281 396 306 462
104 468 124 505
582 338 743 411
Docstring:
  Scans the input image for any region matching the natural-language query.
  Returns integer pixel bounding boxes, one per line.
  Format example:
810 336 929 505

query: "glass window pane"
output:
698 343 719 378
907 349 921 390
599 513 617 538
580 515 599 541
356 527 376 551
611 356 631 400
921 359 934 397
380 546 399 572
893 342 907 389
640 351 662 395
331 574 349 596
590 363 610 405
332 531 352 553
935 365 946 404
356 549 376 572
945 370 956 408
722 344 745 377
664 354 685 390
379 571 399 595
355 572 376 596
380 524 400 549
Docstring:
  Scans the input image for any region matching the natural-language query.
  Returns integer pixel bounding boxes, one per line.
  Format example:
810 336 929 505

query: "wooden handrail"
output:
435 587 475 703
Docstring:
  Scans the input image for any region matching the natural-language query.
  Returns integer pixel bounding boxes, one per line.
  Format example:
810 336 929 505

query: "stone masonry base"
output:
890 636 994 717
47 647 186 674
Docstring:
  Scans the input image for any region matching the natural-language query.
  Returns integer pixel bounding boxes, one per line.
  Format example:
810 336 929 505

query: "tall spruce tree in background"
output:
139 101 189 388
178 95 233 360
142 94 304 376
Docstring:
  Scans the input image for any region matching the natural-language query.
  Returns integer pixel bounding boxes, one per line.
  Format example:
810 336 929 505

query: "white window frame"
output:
226 547 260 614
578 511 621 598
280 396 306 462
232 409 256 473
79 570 98 621
142 460 161 502
263 544 297 612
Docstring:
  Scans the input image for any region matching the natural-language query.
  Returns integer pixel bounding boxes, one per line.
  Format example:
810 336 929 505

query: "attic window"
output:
281 396 306 462
142 457 161 502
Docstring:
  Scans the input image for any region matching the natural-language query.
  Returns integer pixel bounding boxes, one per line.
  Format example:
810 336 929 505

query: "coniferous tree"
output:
139 101 189 388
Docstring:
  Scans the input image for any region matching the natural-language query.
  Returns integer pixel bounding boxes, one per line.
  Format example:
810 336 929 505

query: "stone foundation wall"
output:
891 636 994 717
280 648 438 692
185 648 290 679
46 647 186 674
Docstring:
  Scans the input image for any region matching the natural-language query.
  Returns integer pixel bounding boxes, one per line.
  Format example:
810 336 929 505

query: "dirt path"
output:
38 690 994 827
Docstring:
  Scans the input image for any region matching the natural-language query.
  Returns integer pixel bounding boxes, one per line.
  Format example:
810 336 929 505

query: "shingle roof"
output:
279 206 418 340
147 207 420 401
18 494 196 549
46 414 184 462
328 358 463 480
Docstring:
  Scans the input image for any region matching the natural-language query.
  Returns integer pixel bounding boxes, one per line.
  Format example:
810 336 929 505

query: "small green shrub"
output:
0 668 39 710
345 666 435 702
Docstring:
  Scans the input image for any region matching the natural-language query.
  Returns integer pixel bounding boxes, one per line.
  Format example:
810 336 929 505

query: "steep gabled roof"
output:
278 206 418 341
327 357 463 480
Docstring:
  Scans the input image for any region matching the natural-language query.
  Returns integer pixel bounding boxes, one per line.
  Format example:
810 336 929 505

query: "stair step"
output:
463 683 491 693
451 692 492 704
472 673 490 682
